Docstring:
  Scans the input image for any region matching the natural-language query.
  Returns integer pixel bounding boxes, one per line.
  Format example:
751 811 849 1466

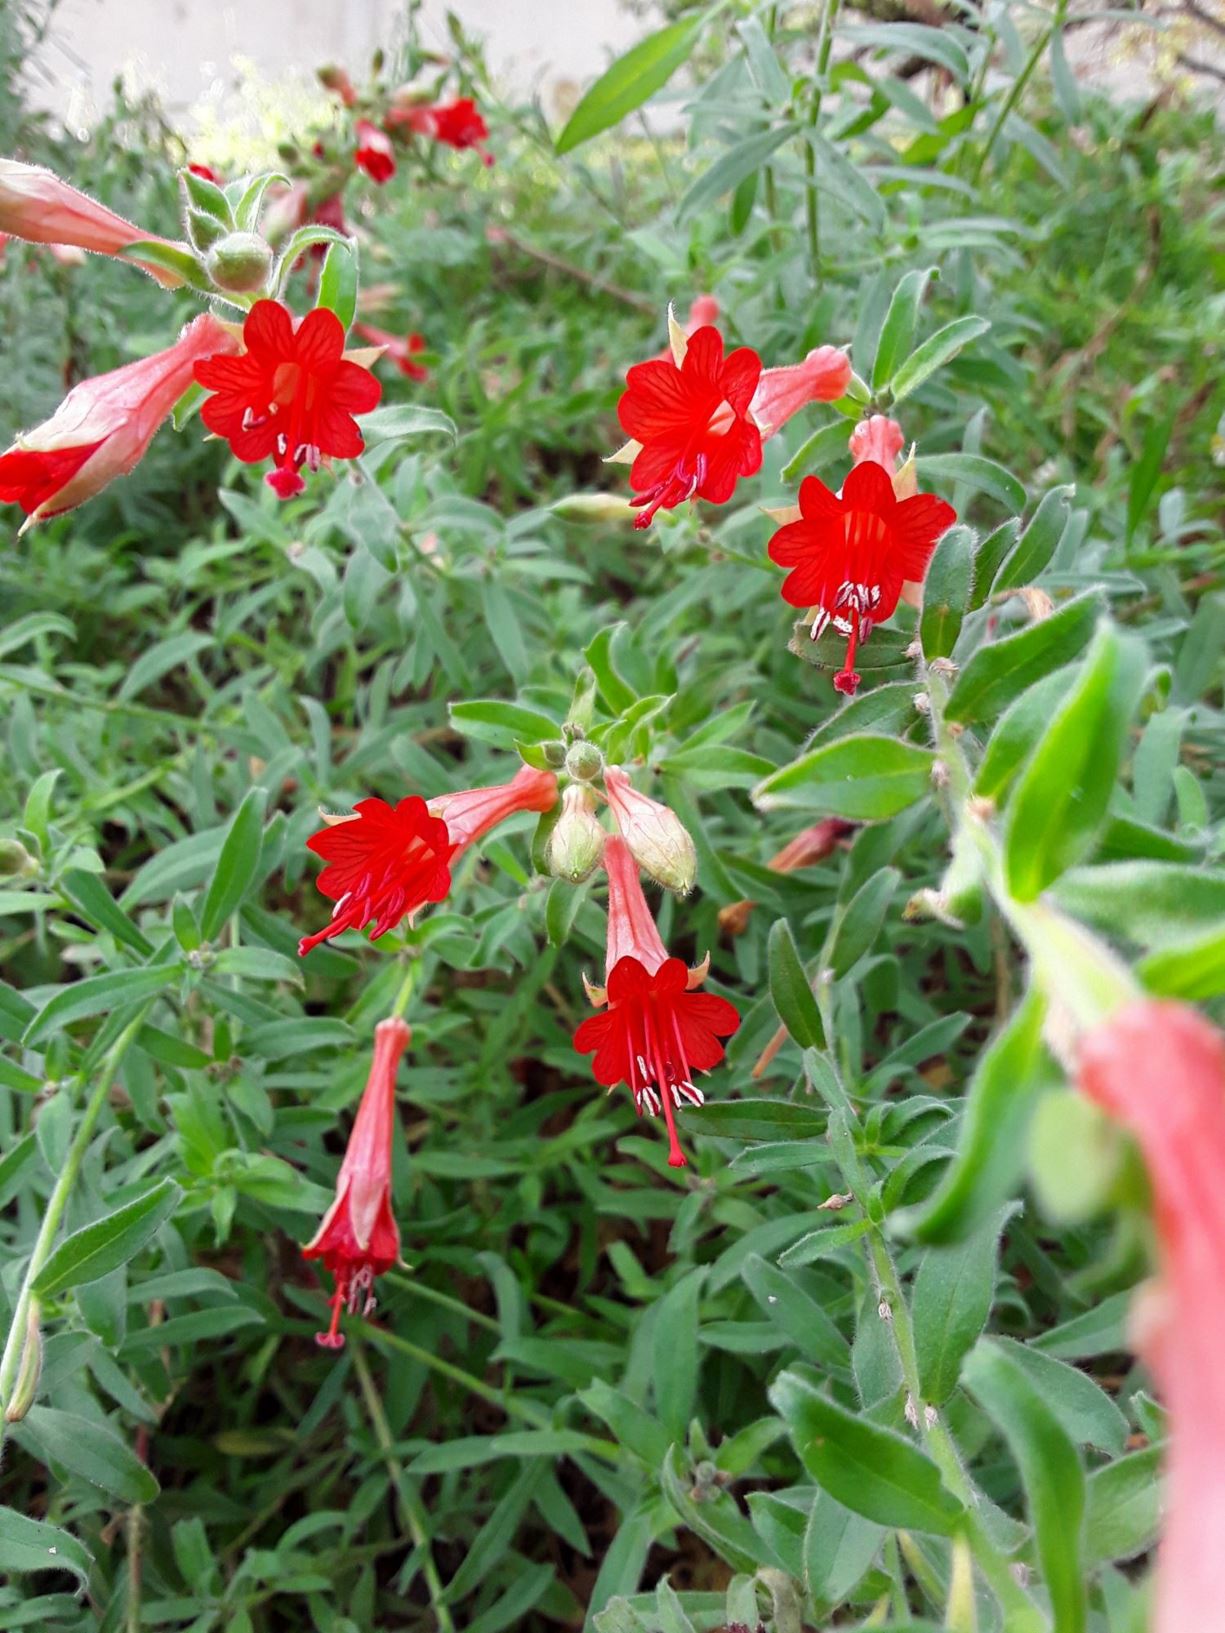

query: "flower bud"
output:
541 740 567 769
4 1299 42 1423
206 232 273 293
603 766 697 896
0 836 38 879
550 492 637 523
565 741 603 782
546 785 606 883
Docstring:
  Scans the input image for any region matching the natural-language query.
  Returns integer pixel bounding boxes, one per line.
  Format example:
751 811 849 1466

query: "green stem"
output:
351 1341 455 1633
971 1 1067 186
804 0 844 287
0 1008 150 1448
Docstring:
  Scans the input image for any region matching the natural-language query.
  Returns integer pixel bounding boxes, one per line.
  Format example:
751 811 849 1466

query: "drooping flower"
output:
0 157 186 286
303 1016 410 1349
719 818 855 936
194 300 381 499
749 345 852 437
573 837 739 1168
0 312 237 527
616 325 763 529
354 119 396 184
298 765 558 956
354 321 428 381
603 766 697 895
388 97 493 165
1078 1001 1225 1633
768 460 956 695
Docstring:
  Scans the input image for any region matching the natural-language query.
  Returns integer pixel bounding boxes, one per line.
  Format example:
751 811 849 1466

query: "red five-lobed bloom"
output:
618 325 763 529
573 836 739 1169
354 321 429 381
1078 1000 1225 1633
303 1016 411 1349
388 97 494 165
0 312 237 526
768 460 955 695
298 765 559 957
354 119 396 184
194 300 381 499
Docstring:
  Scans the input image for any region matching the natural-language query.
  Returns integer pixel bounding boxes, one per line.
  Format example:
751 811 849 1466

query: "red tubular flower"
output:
390 97 494 165
1078 1001 1225 1633
850 414 905 473
354 119 396 183
603 765 697 895
194 300 381 499
298 766 559 956
573 837 739 1169
354 321 428 381
0 312 237 526
768 460 956 695
303 1017 410 1349
617 325 763 529
0 157 186 286
750 345 852 437
719 818 856 936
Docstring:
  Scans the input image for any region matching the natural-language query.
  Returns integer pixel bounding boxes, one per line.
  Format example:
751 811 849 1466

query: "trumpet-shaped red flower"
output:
390 97 493 165
573 837 739 1168
355 119 396 183
618 325 763 529
354 321 428 381
194 300 381 499
299 765 558 956
750 345 852 436
0 312 237 526
303 1016 410 1348
768 460 955 695
1078 1001 1225 1633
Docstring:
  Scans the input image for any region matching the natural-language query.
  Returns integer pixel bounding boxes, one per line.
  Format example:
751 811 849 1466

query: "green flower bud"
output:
0 837 38 880
206 232 274 294
541 740 567 769
565 741 603 782
550 493 637 523
546 785 606 884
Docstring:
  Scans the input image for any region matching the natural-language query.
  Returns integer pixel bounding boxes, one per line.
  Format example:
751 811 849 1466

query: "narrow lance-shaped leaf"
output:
556 17 704 154
34 1178 182 1298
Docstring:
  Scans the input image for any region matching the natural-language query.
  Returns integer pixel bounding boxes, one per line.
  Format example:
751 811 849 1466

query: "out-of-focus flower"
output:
388 97 494 165
719 818 855 935
750 346 852 437
616 324 763 529
354 119 396 184
0 312 237 527
298 766 558 956
573 837 738 1168
0 158 186 286
194 300 381 499
187 162 223 184
354 321 428 381
603 765 697 895
768 460 956 694
318 65 358 107
1078 1000 1225 1633
303 1017 410 1348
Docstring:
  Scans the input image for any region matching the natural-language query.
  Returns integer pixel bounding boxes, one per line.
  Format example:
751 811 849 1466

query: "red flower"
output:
1078 1001 1225 1633
0 313 237 526
319 64 358 107
187 162 223 184
194 300 381 499
768 460 956 695
354 321 428 381
0 157 186 288
573 837 739 1168
603 765 696 894
849 414 905 473
749 345 852 437
298 766 558 956
617 325 763 529
719 818 855 937
303 1017 410 1348
354 119 396 184
390 97 493 165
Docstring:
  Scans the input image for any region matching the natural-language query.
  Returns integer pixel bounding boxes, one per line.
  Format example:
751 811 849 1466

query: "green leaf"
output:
1030 1292 1130 1361
742 1254 850 1372
973 668 1075 803
990 1339 1127 1456
767 918 824 1048
317 240 358 331
1053 861 1225 949
34 1178 182 1297
842 22 971 81
653 1268 705 1439
0 611 75 660
806 681 920 749
360 404 457 444
181 164 232 222
19 1405 159 1503
806 132 886 231
683 1099 828 1143
678 125 794 221
919 524 975 660
200 788 267 941
122 237 211 290
781 419 858 483
0 1506 93 1588
993 486 1074 591
900 987 1052 1245
1003 622 1148 900
962 1339 1087 1633
770 1369 964 1534
556 18 704 153
117 631 214 702
872 267 938 390
803 1491 885 1607
660 1445 784 1575
23 963 182 1045
1084 1446 1163 1565
945 590 1102 724
912 1212 1005 1405
916 454 1026 512
1139 924 1225 1000
59 869 155 957
968 518 1021 610
789 622 915 676
580 1381 671 1468
889 316 991 402
450 699 560 748
754 735 934 821
827 867 899 978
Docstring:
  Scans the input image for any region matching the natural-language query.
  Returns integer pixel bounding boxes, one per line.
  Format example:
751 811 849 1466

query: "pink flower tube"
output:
0 158 185 286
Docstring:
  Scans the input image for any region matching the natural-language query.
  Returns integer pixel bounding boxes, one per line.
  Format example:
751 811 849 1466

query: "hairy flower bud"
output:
603 766 697 895
565 741 603 782
550 493 637 523
206 232 273 293
0 836 38 879
547 784 606 883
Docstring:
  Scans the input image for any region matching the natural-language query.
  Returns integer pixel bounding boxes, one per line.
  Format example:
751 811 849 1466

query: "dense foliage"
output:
0 3 1222 1631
